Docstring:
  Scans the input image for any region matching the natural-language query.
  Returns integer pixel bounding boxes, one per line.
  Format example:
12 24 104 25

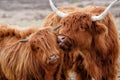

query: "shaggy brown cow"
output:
0 24 63 80
43 0 120 80
42 1 93 80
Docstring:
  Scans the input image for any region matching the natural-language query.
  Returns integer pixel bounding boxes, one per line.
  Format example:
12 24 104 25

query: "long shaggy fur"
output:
59 6 119 80
42 6 80 27
43 6 92 80
0 24 62 80
43 6 119 80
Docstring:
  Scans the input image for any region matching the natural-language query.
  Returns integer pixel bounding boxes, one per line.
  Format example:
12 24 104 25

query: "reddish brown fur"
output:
60 7 119 80
42 6 80 27
0 24 62 80
43 6 92 80
59 48 91 80
43 6 119 80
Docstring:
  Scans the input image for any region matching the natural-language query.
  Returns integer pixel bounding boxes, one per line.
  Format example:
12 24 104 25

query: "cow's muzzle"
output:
57 35 73 51
47 54 59 64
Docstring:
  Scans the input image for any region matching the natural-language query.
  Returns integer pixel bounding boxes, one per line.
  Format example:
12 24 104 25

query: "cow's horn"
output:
52 25 61 31
91 0 118 21
19 39 29 42
49 0 68 18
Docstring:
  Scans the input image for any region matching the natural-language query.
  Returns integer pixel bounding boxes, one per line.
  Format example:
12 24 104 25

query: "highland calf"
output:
43 0 120 80
0 24 62 80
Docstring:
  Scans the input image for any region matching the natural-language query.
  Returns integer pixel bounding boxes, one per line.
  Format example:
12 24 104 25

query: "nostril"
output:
49 55 56 61
48 54 59 64
58 35 65 41
61 36 65 39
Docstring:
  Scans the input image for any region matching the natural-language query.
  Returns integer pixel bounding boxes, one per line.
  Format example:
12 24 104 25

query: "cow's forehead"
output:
60 11 92 27
61 11 91 22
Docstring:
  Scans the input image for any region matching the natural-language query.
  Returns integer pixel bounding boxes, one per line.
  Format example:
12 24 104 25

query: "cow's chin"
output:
57 35 73 51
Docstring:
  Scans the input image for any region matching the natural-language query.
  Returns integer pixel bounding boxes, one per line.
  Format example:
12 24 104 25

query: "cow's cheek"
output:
77 33 92 49
35 52 47 66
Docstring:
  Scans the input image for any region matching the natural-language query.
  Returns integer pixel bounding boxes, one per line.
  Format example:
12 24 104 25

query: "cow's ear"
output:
94 22 107 34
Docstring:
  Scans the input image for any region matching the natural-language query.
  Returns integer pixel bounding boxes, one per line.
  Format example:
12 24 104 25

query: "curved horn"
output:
51 25 61 31
91 0 118 21
49 0 68 18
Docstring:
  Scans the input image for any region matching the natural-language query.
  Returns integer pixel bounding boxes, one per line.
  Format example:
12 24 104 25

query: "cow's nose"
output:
57 35 72 51
57 35 65 43
48 54 59 64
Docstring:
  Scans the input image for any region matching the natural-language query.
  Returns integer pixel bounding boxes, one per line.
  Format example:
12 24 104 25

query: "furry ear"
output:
94 22 107 34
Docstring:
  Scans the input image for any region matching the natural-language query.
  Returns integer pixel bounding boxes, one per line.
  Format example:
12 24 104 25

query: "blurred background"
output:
0 0 119 29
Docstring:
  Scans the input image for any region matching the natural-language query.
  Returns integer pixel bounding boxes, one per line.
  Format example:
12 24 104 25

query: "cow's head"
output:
49 0 118 51
49 0 119 79
19 26 61 69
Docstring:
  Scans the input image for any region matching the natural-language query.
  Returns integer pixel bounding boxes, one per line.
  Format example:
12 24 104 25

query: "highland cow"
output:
42 1 93 80
0 24 62 80
43 0 120 80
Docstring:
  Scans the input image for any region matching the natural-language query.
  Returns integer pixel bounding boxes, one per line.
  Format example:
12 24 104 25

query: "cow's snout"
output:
47 54 59 64
57 35 72 51
58 35 65 42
